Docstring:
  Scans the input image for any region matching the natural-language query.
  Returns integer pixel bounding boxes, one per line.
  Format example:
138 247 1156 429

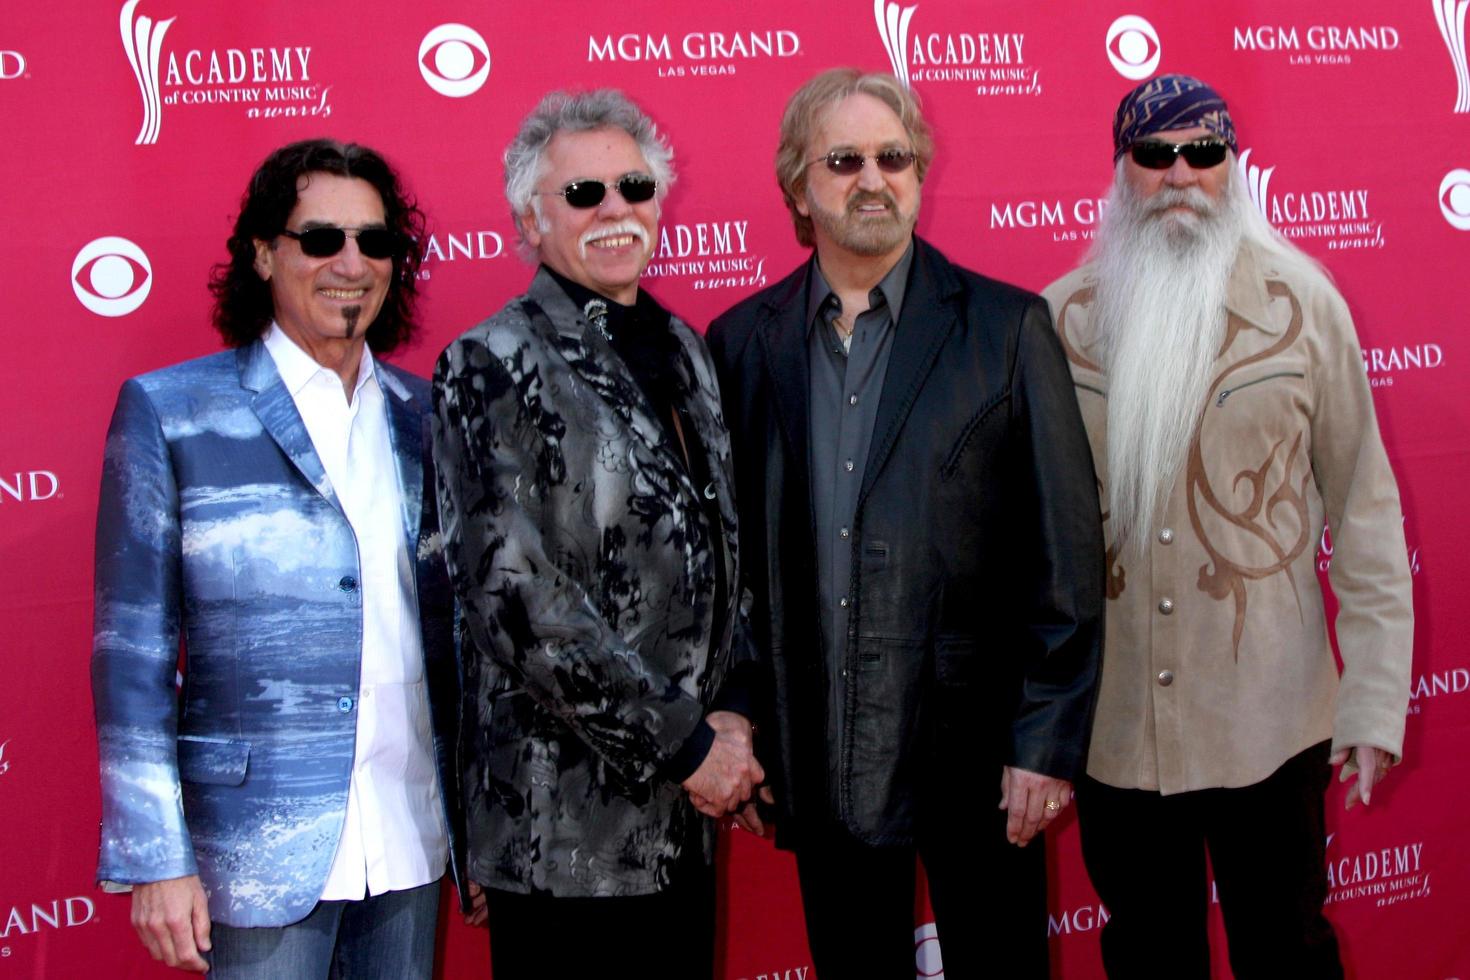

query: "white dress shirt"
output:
264 325 448 900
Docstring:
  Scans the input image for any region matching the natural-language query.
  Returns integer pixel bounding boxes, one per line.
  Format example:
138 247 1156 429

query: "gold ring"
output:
1045 800 1061 812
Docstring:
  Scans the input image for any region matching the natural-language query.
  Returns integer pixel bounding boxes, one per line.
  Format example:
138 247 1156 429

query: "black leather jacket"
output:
707 238 1104 846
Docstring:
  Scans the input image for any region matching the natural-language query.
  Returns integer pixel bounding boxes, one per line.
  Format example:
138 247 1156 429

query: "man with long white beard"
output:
1043 75 1413 979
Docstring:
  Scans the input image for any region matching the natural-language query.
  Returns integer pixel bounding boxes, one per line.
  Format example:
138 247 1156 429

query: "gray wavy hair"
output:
504 89 676 256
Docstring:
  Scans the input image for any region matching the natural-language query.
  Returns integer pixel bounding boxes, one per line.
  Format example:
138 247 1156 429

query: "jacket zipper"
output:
1215 371 1304 407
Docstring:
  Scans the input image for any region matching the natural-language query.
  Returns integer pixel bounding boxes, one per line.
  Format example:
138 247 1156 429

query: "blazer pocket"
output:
176 735 251 786
940 392 1009 480
934 636 978 687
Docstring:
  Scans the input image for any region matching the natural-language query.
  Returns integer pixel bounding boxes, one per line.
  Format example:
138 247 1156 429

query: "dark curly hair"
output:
208 139 426 353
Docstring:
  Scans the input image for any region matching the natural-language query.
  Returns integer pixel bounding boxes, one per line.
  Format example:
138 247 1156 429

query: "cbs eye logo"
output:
419 24 490 97
914 922 943 979
1440 169 1470 230
1106 15 1161 80
72 237 152 316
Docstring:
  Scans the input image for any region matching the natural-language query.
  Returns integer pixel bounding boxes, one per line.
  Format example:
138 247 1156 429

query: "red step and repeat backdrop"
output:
2 1 1468 977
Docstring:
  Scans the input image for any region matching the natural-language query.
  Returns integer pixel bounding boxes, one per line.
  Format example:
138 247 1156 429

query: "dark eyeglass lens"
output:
824 152 866 175
561 175 657 208
294 228 346 256
1181 142 1228 168
562 181 606 208
290 228 398 259
874 149 915 173
617 175 658 203
1130 141 1227 170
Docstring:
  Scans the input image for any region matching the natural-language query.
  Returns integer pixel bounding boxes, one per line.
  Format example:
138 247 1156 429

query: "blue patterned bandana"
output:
1112 74 1237 161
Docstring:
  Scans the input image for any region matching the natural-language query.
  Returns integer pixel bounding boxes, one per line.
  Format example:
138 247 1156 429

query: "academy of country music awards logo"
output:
1237 148 1384 251
643 219 769 293
876 1 1039 97
1323 835 1432 909
1434 0 1470 112
584 25 801 78
1231 22 1401 66
119 0 333 145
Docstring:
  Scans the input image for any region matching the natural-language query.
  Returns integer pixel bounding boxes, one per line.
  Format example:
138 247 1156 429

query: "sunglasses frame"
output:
538 172 659 209
807 148 917 176
279 226 401 260
1128 138 1230 171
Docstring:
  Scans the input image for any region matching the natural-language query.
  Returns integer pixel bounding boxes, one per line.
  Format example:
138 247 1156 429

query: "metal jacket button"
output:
1158 598 1174 615
337 696 354 712
1157 670 1174 687
1158 528 1174 545
338 576 358 592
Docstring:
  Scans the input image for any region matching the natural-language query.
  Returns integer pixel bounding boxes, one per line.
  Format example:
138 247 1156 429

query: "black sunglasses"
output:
538 172 658 209
807 148 917 176
1128 138 1230 171
280 226 401 259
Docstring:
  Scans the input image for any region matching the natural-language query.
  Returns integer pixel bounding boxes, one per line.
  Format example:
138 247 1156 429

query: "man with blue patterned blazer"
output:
433 90 761 980
92 139 471 978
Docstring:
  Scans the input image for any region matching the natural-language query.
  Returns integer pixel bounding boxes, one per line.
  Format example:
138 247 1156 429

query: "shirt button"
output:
1157 670 1174 687
338 575 358 592
1158 598 1174 615
1158 528 1174 545
844 460 854 472
849 394 859 406
840 527 850 539
839 596 850 608
337 696 354 712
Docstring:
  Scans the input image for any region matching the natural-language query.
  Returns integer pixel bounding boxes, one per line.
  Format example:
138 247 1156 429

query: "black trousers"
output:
1076 741 1342 980
793 770 1048 980
483 859 715 980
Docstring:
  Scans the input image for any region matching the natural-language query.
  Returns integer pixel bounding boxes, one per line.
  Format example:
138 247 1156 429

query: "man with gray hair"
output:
1043 75 1413 977
432 89 759 979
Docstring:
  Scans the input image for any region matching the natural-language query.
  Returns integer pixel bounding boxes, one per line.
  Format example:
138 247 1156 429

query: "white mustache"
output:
578 220 650 259
1145 186 1221 219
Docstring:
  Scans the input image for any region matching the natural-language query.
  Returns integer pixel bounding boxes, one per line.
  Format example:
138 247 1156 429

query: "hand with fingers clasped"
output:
131 874 212 973
1000 766 1073 847
682 710 765 817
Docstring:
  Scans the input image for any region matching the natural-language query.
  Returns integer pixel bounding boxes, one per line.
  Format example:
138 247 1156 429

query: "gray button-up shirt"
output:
806 242 913 807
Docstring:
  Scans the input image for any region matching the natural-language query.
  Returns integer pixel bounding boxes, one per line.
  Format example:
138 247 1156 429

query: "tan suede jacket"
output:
1043 242 1413 794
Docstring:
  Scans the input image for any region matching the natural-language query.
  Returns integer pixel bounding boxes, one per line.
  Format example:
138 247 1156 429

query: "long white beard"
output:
1090 168 1245 555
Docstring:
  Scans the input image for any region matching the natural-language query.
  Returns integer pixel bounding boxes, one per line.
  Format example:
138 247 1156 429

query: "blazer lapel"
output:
858 238 960 507
753 266 812 483
524 270 686 484
377 365 425 550
237 340 342 515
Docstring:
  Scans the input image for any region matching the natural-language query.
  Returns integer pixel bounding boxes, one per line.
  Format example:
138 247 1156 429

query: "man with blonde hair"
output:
708 68 1104 978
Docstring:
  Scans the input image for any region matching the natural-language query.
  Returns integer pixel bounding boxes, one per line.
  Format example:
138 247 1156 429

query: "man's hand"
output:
132 875 211 972
1331 745 1394 809
464 881 488 927
732 786 777 837
682 710 764 816
999 766 1072 847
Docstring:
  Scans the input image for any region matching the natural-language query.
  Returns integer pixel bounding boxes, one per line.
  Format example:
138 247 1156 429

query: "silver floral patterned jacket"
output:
432 270 744 897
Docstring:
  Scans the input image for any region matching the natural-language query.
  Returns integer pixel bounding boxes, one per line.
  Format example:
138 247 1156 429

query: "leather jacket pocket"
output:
176 734 251 786
934 635 978 687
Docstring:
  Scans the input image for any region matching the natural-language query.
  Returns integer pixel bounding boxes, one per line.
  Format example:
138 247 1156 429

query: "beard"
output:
1090 168 1246 555
806 188 917 256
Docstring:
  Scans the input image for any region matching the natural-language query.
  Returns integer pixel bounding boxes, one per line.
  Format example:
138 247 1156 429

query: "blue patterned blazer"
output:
91 338 465 928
